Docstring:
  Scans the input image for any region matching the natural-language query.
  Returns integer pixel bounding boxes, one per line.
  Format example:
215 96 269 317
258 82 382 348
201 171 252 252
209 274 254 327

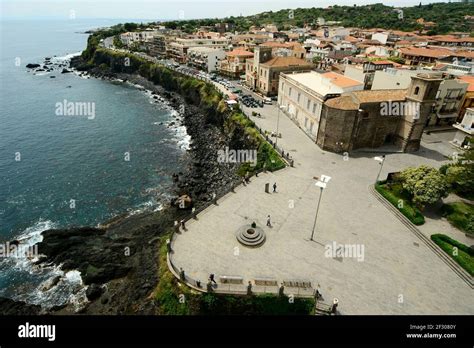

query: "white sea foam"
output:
1 220 88 311
51 51 81 62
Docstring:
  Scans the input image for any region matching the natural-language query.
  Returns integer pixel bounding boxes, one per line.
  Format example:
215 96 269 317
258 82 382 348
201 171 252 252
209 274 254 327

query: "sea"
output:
0 18 190 308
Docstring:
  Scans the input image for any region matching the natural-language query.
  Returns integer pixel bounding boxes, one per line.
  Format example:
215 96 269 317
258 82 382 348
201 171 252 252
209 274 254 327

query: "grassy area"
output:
441 202 474 236
375 182 425 225
153 232 314 315
431 234 474 276
199 293 315 315
153 232 198 315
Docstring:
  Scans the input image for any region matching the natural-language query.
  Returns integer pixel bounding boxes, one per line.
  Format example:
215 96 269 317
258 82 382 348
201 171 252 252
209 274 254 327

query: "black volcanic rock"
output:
0 298 42 315
86 284 104 301
26 63 40 69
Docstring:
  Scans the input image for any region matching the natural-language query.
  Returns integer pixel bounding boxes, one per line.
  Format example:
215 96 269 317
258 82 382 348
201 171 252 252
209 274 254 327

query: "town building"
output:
278 71 444 153
397 47 454 66
166 37 230 63
186 47 226 73
317 73 443 152
426 79 468 127
245 46 314 96
452 108 473 148
457 75 474 118
278 71 364 140
218 49 254 78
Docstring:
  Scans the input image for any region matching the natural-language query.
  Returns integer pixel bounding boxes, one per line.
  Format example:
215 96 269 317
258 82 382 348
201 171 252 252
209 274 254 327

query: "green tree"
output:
113 35 124 48
399 165 449 207
123 22 138 32
445 144 474 199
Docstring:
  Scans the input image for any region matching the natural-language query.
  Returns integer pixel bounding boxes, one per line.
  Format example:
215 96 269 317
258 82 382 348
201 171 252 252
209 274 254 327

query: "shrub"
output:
431 234 474 276
398 165 449 207
375 183 425 225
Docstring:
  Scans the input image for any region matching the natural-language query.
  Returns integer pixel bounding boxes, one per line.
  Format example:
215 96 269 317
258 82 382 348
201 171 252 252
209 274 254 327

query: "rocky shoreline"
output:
1 55 241 315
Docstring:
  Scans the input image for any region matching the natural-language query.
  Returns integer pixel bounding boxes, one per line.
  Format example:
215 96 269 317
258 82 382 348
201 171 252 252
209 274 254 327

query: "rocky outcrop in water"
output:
3 54 243 315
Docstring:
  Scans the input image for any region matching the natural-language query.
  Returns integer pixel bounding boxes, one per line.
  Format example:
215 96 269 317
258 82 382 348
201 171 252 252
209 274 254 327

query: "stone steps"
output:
369 185 473 289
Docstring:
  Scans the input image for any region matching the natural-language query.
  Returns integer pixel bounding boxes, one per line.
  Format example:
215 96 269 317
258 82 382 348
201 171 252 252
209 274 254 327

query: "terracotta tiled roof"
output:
260 56 312 68
399 47 454 59
370 60 395 65
321 72 363 88
351 89 407 104
261 41 292 48
344 35 359 43
226 49 254 57
325 96 359 110
454 50 474 59
458 76 474 92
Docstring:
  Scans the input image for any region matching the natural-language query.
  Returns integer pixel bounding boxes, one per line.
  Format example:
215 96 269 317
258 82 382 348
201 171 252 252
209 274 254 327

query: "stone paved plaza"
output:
171 102 474 314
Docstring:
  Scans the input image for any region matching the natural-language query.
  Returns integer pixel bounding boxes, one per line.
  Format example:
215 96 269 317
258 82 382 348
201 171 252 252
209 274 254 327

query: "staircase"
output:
369 185 473 289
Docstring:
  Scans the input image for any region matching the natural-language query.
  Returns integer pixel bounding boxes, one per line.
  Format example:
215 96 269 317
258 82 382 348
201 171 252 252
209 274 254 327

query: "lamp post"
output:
310 175 331 241
374 155 386 184
275 105 287 147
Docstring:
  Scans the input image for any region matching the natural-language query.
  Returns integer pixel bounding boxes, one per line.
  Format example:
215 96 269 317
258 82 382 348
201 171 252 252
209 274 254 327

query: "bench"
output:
254 278 278 287
282 280 312 288
219 276 244 284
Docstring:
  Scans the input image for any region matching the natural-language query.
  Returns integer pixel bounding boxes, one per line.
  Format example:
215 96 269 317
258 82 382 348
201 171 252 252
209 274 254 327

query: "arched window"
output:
414 86 420 95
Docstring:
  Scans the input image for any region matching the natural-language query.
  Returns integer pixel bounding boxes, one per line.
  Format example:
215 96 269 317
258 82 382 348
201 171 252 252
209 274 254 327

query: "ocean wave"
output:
51 51 82 62
0 220 88 311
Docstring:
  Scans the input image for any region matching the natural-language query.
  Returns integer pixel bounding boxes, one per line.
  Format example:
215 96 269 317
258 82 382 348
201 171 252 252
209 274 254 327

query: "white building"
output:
371 32 389 45
452 107 473 147
278 71 363 141
187 47 226 73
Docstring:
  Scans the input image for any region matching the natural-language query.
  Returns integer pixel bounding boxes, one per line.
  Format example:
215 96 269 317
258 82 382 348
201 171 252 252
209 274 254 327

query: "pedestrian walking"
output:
209 273 217 284
273 182 277 193
315 284 322 300
266 215 272 227
180 219 186 231
179 268 185 281
247 281 252 296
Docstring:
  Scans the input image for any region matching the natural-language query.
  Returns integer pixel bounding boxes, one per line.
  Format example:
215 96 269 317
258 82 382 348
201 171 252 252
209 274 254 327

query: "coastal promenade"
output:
170 100 474 314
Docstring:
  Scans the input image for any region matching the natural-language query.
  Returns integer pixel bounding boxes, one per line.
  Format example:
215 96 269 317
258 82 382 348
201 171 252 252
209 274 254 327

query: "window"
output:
307 99 311 110
297 93 301 102
414 86 420 95
313 103 317 114
305 117 308 128
289 87 292 97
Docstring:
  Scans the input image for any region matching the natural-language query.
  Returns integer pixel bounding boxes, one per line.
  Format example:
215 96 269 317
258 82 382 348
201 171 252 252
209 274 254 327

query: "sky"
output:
0 0 459 20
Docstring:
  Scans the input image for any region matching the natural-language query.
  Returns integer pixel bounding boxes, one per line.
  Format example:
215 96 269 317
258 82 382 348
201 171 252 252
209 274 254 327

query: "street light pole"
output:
374 155 386 184
310 175 331 241
310 187 324 241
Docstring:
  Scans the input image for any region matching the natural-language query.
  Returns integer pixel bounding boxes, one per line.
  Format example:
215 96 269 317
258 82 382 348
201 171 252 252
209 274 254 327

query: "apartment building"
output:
397 47 454 66
218 49 254 78
427 79 468 127
245 46 314 96
452 108 473 148
166 37 230 63
186 47 226 73
278 71 363 140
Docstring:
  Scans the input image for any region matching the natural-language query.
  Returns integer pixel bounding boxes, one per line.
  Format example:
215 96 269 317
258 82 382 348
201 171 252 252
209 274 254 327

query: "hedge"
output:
375 183 425 225
431 234 474 276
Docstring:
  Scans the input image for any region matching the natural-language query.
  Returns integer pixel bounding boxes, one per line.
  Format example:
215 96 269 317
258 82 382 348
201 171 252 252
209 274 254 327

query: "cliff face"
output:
1 50 249 315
